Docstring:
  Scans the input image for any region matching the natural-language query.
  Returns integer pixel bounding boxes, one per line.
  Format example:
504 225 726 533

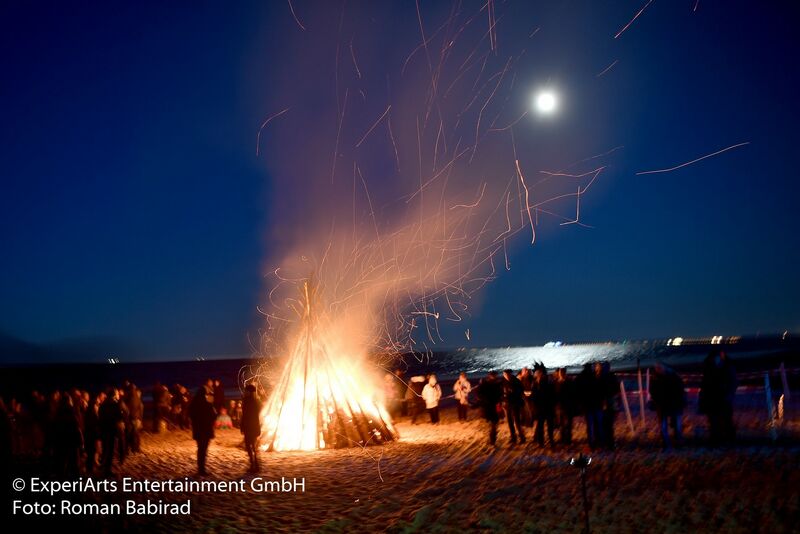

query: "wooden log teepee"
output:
261 280 398 451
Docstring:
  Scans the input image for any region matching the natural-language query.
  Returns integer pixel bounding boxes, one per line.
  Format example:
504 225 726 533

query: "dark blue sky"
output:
1 1 798 361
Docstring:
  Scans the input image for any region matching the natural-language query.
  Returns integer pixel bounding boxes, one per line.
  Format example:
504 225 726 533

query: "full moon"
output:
535 91 557 113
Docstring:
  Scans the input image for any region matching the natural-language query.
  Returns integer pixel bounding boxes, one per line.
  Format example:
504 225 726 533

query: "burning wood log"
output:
260 280 398 451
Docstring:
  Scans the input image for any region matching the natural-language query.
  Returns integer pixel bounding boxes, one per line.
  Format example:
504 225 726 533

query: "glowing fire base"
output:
260 284 397 451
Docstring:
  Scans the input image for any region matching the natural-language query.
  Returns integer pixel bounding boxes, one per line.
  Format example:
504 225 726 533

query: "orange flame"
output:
260 282 397 451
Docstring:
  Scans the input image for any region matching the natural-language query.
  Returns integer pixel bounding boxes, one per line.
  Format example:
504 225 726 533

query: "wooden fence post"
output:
779 362 790 402
620 381 635 435
638 368 646 428
765 372 777 441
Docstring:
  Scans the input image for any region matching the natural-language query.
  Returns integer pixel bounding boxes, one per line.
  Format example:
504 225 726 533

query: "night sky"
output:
1 1 798 362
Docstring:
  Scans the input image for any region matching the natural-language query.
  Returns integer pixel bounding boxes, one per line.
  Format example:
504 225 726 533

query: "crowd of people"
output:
185 379 263 475
384 362 625 448
464 362 626 449
384 350 739 451
150 379 248 433
0 381 147 477
0 349 742 482
0 378 265 478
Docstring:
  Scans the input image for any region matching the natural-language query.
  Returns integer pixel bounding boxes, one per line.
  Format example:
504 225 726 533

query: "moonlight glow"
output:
535 91 558 114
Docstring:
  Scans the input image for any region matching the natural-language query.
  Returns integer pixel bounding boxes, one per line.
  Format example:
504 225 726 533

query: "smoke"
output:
253 1 605 367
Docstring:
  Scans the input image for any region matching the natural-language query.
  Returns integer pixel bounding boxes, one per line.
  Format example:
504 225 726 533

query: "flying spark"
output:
636 142 750 175
614 0 654 39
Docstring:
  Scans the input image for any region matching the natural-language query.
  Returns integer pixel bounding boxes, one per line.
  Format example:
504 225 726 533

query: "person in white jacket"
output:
453 372 472 421
422 374 442 424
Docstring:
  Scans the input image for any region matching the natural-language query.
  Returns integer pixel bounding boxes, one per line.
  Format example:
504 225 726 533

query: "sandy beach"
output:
3 1 799 533
10 402 798 533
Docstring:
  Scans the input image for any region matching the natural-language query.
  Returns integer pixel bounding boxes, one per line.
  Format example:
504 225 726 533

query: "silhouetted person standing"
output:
117 388 130 460
152 382 164 433
190 381 216 476
98 388 125 477
241 384 262 472
84 392 104 475
157 385 172 430
517 367 534 427
576 363 602 449
596 362 619 450
406 376 426 424
502 369 526 444
650 362 686 450
699 350 737 446
127 385 143 453
475 371 503 445
531 363 555 447
173 385 191 430
53 395 83 478
553 368 575 445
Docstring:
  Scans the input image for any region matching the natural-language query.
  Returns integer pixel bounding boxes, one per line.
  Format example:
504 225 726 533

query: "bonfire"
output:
260 280 398 451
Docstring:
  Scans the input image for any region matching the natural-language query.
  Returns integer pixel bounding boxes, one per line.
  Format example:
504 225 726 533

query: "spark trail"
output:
636 142 750 175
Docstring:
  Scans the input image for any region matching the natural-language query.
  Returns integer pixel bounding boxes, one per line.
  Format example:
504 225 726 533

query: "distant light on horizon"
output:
667 337 684 347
